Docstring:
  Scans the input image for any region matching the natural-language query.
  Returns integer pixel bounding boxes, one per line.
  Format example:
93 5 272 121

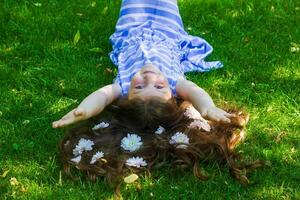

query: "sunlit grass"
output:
1 0 299 199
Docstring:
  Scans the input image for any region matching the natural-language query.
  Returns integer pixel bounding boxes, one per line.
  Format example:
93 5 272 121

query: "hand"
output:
201 106 234 123
52 108 87 128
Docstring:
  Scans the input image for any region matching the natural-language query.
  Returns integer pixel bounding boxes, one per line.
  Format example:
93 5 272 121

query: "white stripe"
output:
122 82 131 87
119 60 145 77
119 60 144 75
115 21 143 30
149 49 172 64
119 40 175 68
156 44 175 57
119 56 174 81
123 42 141 59
121 4 180 17
160 0 177 7
116 13 182 31
115 20 179 38
149 58 171 73
119 68 142 81
150 59 173 75
120 66 140 79
148 53 171 68
123 0 178 8
119 65 140 78
151 22 179 37
122 47 144 67
119 45 179 77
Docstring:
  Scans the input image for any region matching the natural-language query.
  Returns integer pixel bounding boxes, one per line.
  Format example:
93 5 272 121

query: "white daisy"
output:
155 126 165 135
73 138 94 156
71 155 82 164
169 132 190 149
92 122 109 130
121 134 143 152
90 151 104 164
188 119 211 132
125 156 147 168
184 106 205 120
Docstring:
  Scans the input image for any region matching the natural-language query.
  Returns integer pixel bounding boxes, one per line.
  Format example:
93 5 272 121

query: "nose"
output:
143 72 157 84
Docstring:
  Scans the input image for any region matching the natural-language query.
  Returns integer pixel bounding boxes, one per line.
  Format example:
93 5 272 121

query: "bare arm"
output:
52 83 121 128
176 79 232 122
77 83 121 118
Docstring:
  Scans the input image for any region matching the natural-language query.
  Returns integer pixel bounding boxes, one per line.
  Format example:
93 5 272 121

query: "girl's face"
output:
128 64 172 101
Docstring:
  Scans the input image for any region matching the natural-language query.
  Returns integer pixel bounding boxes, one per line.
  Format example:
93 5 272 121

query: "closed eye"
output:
155 85 164 89
135 85 143 89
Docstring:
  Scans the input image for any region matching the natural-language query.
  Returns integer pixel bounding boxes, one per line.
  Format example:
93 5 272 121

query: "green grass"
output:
1 0 299 199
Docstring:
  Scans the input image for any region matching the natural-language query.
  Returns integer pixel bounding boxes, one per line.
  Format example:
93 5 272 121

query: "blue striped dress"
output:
109 0 223 96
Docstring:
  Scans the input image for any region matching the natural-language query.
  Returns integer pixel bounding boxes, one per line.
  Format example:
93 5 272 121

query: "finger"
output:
224 112 234 117
210 111 231 123
200 110 208 117
55 115 76 127
220 116 231 123
213 113 230 123
52 120 63 128
207 112 220 122
226 113 237 118
52 121 59 128
58 117 77 127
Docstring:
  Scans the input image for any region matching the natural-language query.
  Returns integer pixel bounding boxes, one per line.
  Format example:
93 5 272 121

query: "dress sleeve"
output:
179 35 223 73
113 74 126 96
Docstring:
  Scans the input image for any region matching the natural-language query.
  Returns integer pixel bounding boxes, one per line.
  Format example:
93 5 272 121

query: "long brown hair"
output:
59 97 264 196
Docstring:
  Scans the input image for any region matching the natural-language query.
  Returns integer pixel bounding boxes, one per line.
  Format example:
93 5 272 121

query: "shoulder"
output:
100 83 122 98
175 78 189 100
175 78 198 100
111 81 122 98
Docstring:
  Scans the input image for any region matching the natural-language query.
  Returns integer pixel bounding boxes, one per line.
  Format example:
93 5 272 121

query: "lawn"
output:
0 0 299 199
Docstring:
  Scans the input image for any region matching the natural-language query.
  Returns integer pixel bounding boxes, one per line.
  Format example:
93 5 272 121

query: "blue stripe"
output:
188 47 207 57
119 61 144 77
110 0 223 96
122 0 178 11
119 56 146 74
116 21 178 39
153 51 172 64
117 15 182 32
119 40 174 67
156 46 174 58
122 48 144 67
154 27 177 39
119 8 183 27
149 57 170 70
150 60 174 76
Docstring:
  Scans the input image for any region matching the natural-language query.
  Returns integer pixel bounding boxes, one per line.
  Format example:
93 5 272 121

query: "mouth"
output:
143 71 156 75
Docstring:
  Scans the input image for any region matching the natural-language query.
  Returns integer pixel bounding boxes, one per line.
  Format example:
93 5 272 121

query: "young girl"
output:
53 0 264 195
52 0 231 129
